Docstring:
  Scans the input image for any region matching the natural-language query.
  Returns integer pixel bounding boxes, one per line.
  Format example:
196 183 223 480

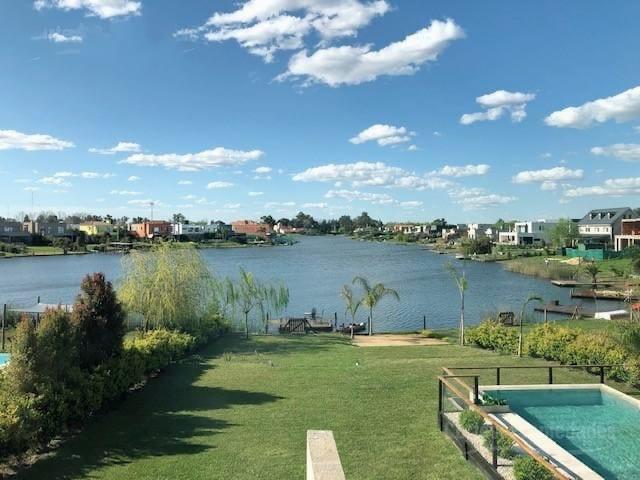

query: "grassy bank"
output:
0 246 87 258
13 334 630 480
504 255 634 280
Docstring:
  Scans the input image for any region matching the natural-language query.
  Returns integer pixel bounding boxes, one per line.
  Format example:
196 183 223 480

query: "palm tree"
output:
352 277 399 336
446 262 468 346
584 263 601 288
518 294 543 357
340 285 362 324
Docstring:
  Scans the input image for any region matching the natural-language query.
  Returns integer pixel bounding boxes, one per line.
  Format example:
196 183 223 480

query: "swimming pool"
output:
483 385 640 479
0 353 9 367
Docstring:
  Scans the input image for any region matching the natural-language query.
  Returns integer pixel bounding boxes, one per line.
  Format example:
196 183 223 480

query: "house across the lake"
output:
231 220 272 238
615 218 640 251
498 219 558 246
130 220 173 239
578 207 633 247
78 221 114 237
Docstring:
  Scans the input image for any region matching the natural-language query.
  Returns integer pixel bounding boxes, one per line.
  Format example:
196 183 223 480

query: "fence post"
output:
473 376 479 404
423 315 426 330
600 366 605 384
491 425 498 469
1 303 5 351
334 312 337 330
438 379 443 431
496 367 501 386
548 367 553 385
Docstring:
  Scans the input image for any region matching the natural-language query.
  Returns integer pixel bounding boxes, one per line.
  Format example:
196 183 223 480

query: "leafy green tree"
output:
352 277 399 335
338 215 354 234
550 218 580 248
236 268 261 339
260 215 276 226
119 243 215 331
446 262 468 346
71 273 125 368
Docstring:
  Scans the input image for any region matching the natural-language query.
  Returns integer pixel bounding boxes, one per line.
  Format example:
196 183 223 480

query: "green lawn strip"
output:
13 335 635 480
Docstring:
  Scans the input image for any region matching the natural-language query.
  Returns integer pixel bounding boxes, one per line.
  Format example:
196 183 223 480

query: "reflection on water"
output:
0 236 620 331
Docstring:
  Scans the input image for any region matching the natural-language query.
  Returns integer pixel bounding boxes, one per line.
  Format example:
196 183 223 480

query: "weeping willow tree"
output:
119 243 215 331
257 282 290 334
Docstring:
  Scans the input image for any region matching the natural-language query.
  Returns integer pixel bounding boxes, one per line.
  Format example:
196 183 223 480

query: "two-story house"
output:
578 208 633 247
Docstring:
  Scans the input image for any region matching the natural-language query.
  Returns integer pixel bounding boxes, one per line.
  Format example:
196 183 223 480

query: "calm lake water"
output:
0 236 617 331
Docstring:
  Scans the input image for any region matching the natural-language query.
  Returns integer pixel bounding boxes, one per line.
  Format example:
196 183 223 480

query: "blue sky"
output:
1 0 640 223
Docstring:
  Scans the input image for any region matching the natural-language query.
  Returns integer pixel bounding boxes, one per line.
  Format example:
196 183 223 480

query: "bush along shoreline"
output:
0 272 227 466
466 320 640 385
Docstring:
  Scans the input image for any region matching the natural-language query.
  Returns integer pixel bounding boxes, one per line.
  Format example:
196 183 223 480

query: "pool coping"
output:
479 383 639 480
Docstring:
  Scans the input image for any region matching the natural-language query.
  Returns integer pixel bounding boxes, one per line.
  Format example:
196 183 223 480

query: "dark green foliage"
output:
513 456 554 480
71 273 125 369
459 409 484 434
463 237 493 255
482 428 515 459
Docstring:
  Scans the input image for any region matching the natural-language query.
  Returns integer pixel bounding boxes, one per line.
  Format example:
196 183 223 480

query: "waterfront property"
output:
78 221 115 237
614 218 640 252
467 223 497 241
578 207 633 247
497 219 558 246
231 219 272 238
13 334 616 480
129 220 173 239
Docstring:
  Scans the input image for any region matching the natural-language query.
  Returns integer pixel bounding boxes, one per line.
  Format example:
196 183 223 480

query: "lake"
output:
0 236 616 331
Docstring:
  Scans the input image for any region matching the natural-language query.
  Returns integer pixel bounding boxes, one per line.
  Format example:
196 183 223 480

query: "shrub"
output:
459 409 484 434
525 323 578 360
466 320 518 354
71 273 125 369
513 456 554 480
482 428 515 459
419 329 444 339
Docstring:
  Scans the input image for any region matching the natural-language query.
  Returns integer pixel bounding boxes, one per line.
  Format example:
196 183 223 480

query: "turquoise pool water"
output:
0 353 9 366
484 388 640 479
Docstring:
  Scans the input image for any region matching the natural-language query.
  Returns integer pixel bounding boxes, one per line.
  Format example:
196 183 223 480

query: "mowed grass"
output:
14 334 632 480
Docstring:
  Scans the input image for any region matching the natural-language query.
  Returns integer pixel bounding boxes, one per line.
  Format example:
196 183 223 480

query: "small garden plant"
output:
459 409 484 434
513 456 554 480
482 428 515 459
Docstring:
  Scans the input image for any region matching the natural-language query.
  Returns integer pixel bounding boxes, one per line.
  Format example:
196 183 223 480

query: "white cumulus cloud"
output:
512 166 584 184
325 189 394 204
34 0 141 19
436 164 490 177
48 32 82 43
175 0 390 63
564 177 640 197
460 90 535 125
591 144 640 162
89 141 141 155
207 181 234 189
0 129 74 151
545 86 640 128
278 19 464 87
293 161 451 190
349 124 414 146
121 146 264 171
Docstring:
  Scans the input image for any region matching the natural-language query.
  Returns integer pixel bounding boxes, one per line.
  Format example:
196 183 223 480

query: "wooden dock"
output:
534 301 595 318
571 289 639 301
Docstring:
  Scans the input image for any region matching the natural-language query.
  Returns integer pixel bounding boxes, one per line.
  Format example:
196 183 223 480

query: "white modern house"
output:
498 220 558 246
578 208 633 246
172 222 206 236
467 223 496 241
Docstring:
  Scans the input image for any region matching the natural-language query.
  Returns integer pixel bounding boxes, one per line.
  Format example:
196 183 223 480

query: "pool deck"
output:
481 383 634 480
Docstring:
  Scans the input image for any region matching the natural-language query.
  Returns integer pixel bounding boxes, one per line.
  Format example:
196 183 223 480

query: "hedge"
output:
466 321 640 386
0 328 210 459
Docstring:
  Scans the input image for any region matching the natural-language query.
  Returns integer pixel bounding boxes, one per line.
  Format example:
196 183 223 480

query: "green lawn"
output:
13 334 634 480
